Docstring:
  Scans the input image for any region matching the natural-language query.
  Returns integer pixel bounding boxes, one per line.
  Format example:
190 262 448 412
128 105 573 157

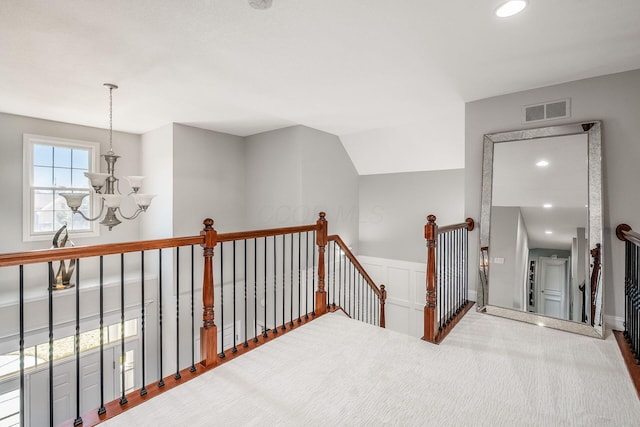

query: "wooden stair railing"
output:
0 212 384 426
423 215 475 344
327 235 386 327
614 223 640 398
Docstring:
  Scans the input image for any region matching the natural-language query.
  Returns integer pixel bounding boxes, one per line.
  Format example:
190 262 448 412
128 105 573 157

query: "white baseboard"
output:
604 315 624 331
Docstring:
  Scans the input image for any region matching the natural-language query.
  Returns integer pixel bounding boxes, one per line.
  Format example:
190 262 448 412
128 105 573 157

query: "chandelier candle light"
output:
60 84 155 230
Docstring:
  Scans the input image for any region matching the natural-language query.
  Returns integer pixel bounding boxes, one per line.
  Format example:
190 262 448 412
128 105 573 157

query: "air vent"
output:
523 99 570 123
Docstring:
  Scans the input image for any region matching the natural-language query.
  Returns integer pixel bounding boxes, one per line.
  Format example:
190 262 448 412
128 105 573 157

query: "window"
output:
23 134 101 241
0 319 138 380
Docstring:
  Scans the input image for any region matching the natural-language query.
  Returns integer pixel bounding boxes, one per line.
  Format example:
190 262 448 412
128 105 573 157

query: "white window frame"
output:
22 134 101 241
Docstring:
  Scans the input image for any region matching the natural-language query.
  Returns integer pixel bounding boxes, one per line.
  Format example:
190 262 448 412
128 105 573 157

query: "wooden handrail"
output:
328 235 384 299
436 217 475 235
616 224 640 247
218 223 321 242
327 234 386 327
0 236 205 267
0 223 324 268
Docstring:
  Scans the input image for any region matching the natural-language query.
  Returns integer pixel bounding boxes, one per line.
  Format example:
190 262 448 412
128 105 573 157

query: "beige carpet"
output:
103 310 640 426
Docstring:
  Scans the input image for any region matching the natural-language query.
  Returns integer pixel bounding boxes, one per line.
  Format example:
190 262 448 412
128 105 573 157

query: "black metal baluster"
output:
74 259 82 426
373 290 380 325
464 228 469 304
305 232 309 319
332 242 336 307
456 229 460 312
219 243 225 357
352 262 356 316
254 238 259 343
283 234 288 330
175 247 182 379
447 232 452 323
264 237 268 338
98 256 106 414
244 239 249 347
290 233 294 327
19 265 25 427
445 232 455 324
359 274 363 321
453 231 457 317
635 244 640 359
158 250 165 387
624 240 629 339
140 252 148 394
190 245 196 373
298 232 302 322
273 236 278 334
119 253 128 405
338 248 345 309
445 232 449 323
47 262 54 427
347 262 351 315
633 243 636 357
438 234 444 328
439 233 443 326
458 229 463 311
232 241 237 353
327 242 332 309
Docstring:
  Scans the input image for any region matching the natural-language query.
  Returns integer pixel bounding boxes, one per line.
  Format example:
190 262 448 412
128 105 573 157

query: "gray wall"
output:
173 124 246 235
359 169 464 263
245 125 359 247
466 68 640 322
140 124 173 240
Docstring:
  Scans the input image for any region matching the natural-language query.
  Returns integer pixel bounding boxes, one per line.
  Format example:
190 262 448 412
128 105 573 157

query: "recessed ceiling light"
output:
543 203 552 208
545 230 553 234
495 0 528 18
536 160 549 167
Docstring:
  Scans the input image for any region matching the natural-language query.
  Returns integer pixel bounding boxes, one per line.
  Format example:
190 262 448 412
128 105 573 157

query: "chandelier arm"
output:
73 202 106 222
117 208 144 221
115 178 123 195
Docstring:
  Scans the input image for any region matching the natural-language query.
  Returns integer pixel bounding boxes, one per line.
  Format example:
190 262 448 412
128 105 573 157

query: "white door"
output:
26 348 116 426
538 257 569 318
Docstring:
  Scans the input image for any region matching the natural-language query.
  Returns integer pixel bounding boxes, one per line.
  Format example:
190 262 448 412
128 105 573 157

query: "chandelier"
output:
60 84 155 230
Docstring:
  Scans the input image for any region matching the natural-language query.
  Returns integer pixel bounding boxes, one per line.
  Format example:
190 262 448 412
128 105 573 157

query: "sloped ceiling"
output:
1 0 639 174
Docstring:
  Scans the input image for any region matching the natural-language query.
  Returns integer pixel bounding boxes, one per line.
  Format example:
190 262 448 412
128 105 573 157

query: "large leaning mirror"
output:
478 121 603 337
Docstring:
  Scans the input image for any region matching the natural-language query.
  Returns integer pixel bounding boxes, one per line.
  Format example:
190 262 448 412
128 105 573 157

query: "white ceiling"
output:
1 1 640 174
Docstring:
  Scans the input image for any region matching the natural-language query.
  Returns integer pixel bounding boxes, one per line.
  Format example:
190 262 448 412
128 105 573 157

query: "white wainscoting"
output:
359 256 426 338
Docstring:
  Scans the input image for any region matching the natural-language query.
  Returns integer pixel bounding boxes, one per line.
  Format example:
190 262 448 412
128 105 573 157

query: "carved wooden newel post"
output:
316 212 328 316
379 284 387 328
423 215 438 342
200 218 218 367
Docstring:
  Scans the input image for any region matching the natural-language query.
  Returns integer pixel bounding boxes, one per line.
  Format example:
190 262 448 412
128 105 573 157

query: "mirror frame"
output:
478 121 603 338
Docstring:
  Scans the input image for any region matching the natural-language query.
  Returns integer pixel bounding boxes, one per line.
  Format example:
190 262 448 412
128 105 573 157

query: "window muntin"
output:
23 135 101 241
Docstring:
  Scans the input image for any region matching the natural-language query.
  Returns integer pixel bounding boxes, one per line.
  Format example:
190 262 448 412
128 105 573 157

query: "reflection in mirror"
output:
479 122 603 337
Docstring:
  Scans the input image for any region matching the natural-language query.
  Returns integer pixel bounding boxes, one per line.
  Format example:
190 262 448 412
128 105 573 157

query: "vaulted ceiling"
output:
1 1 640 174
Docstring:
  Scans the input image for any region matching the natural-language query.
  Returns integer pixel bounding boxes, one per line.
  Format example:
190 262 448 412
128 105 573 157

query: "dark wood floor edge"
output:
432 301 476 345
613 330 640 399
59 311 326 427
